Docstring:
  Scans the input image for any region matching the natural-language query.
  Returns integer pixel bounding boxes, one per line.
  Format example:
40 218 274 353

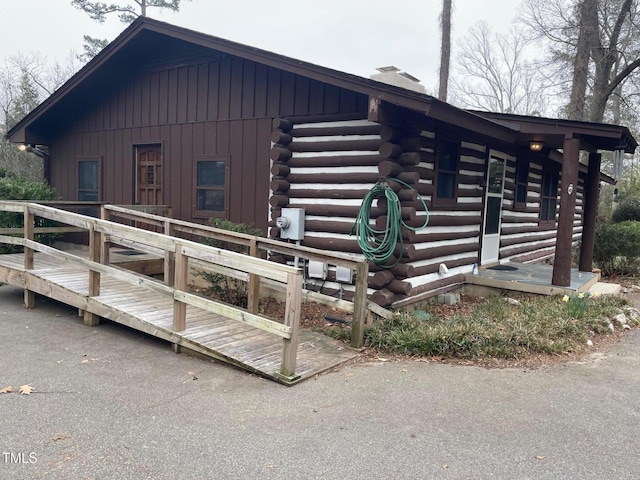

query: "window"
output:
195 158 227 216
77 157 101 217
515 161 529 207
435 137 459 203
540 170 559 222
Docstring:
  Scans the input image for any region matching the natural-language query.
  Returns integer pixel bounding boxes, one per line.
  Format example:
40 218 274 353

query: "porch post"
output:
552 135 580 287
578 152 601 272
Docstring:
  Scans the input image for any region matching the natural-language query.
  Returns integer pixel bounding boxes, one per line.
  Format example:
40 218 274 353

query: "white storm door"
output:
481 152 506 265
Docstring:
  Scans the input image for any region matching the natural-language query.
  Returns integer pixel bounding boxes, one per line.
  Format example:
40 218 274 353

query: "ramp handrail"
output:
102 204 372 347
0 201 303 380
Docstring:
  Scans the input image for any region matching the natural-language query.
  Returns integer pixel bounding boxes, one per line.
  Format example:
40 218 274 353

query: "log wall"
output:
269 122 588 308
500 159 585 264
269 118 382 299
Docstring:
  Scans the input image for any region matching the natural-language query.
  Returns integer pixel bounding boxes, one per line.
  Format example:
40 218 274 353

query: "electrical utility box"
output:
276 208 305 240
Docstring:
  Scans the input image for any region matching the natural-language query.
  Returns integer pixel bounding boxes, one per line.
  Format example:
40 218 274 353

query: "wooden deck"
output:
0 251 357 384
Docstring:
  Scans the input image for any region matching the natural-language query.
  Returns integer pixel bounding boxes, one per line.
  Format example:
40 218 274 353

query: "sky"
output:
0 0 521 92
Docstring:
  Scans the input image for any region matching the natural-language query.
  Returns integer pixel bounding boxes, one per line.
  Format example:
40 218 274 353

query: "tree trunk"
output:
566 0 597 120
588 0 633 123
438 0 452 101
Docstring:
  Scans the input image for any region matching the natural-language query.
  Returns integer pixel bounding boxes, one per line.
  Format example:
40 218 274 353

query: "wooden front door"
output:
136 145 162 205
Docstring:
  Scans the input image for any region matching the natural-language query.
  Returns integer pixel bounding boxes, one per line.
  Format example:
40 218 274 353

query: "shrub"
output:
593 221 640 276
0 176 59 254
196 218 263 306
611 196 640 223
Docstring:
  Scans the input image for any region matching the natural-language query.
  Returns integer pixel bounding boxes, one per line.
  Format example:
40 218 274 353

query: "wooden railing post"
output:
23 206 35 309
84 224 101 326
164 220 175 286
247 238 260 314
100 206 110 266
351 260 369 349
279 270 302 381
172 244 188 353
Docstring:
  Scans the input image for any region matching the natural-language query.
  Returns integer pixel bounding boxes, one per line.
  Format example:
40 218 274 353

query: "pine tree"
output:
72 0 193 62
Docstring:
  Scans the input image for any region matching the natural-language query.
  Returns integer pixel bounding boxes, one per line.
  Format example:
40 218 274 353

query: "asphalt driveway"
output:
1 285 638 480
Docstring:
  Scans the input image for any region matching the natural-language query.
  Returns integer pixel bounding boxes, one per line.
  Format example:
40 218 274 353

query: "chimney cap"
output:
376 66 400 73
399 71 421 83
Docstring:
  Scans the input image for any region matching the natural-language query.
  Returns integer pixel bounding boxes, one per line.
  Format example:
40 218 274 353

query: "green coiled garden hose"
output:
352 178 429 268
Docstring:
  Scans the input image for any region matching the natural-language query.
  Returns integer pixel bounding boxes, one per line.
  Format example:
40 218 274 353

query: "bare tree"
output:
589 0 640 122
567 0 598 120
438 0 453 101
521 0 640 123
0 54 79 179
449 22 549 115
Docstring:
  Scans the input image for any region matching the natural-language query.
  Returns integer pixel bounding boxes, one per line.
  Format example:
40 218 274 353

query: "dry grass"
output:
325 293 633 361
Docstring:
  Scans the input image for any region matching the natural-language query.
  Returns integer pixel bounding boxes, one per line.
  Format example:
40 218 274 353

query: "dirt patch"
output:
257 296 354 330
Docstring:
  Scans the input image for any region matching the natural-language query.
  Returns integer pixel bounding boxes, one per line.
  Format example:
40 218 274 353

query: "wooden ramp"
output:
0 202 371 386
0 252 357 384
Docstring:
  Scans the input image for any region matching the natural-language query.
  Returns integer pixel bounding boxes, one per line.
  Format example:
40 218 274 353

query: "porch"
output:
465 262 600 296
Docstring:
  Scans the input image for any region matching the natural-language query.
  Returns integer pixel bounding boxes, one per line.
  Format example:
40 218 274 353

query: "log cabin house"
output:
6 17 637 308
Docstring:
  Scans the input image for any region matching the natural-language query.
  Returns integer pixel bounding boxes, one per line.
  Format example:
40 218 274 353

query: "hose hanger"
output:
352 177 429 268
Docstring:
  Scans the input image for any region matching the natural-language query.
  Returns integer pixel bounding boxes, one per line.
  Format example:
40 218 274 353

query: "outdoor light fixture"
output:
17 144 48 159
530 141 544 152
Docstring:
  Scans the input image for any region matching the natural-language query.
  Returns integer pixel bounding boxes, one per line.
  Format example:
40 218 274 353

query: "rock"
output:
608 322 616 333
504 298 521 306
586 339 593 347
614 313 628 326
623 306 640 322
624 324 631 330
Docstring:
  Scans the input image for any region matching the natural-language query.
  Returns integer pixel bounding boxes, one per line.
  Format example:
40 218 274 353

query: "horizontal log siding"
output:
269 118 382 240
50 56 368 232
499 160 585 264
393 135 485 299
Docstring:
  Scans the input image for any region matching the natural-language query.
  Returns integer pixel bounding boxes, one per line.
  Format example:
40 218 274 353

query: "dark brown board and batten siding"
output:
50 55 368 232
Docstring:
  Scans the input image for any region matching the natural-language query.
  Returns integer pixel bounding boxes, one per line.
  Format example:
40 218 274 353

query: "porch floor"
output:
465 262 600 296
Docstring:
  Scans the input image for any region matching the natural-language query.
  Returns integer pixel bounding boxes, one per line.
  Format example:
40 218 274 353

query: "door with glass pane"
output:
78 157 101 217
481 152 507 265
135 145 162 206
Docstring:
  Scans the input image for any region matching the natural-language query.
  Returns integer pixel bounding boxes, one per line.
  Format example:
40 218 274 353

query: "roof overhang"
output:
471 111 638 155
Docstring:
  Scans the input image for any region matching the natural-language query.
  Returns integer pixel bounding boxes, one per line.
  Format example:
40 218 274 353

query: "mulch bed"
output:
191 282 639 370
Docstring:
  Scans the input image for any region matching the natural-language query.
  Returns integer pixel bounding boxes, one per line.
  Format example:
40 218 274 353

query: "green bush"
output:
196 218 263 306
0 176 59 254
593 220 640 276
611 196 640 223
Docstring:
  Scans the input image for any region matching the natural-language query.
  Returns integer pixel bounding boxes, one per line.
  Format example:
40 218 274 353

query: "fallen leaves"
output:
19 384 34 395
0 384 36 395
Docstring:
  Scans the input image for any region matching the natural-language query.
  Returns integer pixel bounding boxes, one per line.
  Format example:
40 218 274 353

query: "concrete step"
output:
588 282 621 296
